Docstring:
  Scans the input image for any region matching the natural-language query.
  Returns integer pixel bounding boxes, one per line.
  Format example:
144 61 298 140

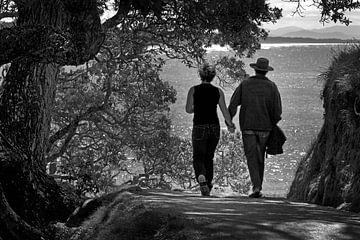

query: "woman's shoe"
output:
198 175 210 196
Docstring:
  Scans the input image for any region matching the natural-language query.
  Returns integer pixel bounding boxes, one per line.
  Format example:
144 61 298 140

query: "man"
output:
228 57 282 198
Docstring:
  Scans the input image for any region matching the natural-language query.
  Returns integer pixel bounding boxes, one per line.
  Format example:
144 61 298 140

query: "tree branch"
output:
48 104 106 151
48 57 114 155
0 25 103 66
46 124 77 163
0 0 104 66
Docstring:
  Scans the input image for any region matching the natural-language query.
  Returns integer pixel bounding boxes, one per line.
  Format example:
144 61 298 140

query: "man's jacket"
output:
228 75 282 131
266 125 286 155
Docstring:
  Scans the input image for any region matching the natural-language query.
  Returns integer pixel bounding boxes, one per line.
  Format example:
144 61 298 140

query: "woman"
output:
185 63 235 196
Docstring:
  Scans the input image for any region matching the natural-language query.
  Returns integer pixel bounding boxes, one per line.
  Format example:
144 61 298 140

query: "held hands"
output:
226 122 236 133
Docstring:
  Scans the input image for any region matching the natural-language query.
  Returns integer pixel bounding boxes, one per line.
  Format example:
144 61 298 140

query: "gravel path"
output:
142 190 360 240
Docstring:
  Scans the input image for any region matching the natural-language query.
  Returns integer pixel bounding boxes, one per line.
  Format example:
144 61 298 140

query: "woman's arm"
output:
218 88 235 131
185 87 194 113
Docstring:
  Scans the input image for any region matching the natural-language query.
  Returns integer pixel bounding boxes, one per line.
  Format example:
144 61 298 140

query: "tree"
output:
133 133 195 190
132 130 251 193
49 41 176 196
287 0 360 25
51 64 176 196
0 1 104 239
0 1 283 239
215 130 251 194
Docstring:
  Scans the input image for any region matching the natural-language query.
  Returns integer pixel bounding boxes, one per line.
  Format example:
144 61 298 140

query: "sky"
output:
265 0 360 30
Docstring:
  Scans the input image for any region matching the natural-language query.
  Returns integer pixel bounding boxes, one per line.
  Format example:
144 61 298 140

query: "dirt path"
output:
141 190 360 240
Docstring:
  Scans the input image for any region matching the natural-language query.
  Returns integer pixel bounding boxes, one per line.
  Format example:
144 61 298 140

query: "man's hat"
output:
250 57 274 71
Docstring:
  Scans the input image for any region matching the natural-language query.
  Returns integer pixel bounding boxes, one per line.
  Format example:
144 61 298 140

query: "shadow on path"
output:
141 190 360 240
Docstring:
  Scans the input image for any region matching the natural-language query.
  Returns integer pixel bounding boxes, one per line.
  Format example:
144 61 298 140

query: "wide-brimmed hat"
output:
250 57 273 71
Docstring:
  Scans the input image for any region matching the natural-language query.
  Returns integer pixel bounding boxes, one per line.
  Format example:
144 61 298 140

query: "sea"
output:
161 42 352 197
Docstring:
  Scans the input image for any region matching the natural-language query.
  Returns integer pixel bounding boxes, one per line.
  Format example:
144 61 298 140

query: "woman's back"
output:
193 83 220 126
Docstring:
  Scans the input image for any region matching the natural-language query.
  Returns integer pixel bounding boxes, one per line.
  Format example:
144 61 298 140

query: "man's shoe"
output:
249 187 262 198
208 183 213 193
198 175 210 196
249 191 262 198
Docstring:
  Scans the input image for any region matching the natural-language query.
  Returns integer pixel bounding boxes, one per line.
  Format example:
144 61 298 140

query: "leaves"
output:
214 130 251 194
48 26 177 195
289 0 360 25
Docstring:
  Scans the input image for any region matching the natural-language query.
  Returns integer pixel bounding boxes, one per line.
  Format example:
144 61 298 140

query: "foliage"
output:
289 0 360 25
134 134 194 190
288 44 360 211
135 130 251 194
129 129 251 194
49 50 176 196
46 21 180 196
215 130 251 194
162 136 194 189
320 44 360 136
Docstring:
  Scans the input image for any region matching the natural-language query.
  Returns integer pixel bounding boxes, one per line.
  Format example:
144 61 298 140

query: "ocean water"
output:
162 44 347 197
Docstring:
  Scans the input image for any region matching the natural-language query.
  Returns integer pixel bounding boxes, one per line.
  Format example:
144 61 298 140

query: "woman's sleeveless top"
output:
193 84 220 126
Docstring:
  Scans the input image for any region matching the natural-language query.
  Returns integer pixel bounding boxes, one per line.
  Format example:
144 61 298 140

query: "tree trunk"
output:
0 54 72 240
0 0 103 239
0 183 44 240
0 59 70 224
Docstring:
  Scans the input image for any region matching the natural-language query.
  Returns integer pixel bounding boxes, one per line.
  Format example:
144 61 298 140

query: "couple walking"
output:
185 58 282 197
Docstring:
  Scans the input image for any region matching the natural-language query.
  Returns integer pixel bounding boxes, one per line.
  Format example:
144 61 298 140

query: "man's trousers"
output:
242 130 270 191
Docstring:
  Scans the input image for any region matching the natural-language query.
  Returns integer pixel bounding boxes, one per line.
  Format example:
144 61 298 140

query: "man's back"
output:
229 75 282 131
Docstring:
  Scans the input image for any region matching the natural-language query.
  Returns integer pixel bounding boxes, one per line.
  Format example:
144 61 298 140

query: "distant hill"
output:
312 25 360 39
267 26 304 36
282 30 351 40
268 25 360 40
262 37 354 44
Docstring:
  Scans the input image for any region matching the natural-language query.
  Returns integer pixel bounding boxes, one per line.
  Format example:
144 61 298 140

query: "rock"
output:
288 46 360 212
69 191 206 240
65 184 142 227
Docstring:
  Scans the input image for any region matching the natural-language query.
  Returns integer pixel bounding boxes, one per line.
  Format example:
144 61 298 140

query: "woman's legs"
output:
192 124 220 195
192 139 207 181
192 125 207 182
204 125 220 190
